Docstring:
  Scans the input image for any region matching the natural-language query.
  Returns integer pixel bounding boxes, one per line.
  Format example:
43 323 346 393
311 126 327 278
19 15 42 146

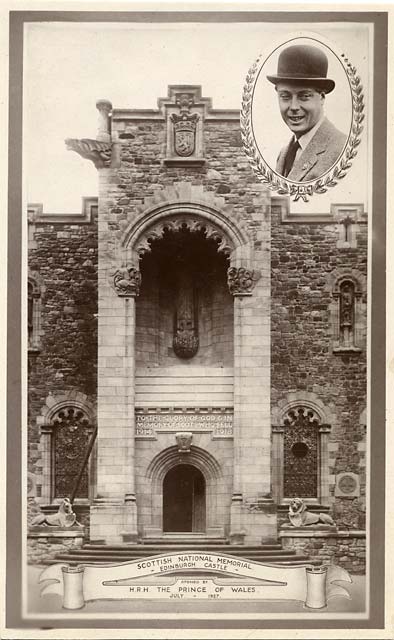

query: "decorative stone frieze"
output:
227 267 260 296
134 215 234 259
65 138 112 168
111 265 142 297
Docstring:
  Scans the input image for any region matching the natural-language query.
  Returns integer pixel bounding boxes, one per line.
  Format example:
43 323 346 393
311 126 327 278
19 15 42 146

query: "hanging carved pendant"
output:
173 271 199 359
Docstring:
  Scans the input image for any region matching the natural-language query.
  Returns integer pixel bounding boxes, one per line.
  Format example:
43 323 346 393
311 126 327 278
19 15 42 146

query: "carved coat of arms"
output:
171 114 199 157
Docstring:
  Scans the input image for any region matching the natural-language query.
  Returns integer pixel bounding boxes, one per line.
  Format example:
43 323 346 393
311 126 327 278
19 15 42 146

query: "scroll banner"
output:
39 551 351 610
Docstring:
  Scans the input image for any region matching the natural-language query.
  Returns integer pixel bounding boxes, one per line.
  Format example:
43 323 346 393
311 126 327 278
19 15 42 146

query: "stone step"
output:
51 549 308 562
83 545 286 555
84 539 282 552
48 540 321 568
47 553 321 566
56 550 301 560
140 538 230 546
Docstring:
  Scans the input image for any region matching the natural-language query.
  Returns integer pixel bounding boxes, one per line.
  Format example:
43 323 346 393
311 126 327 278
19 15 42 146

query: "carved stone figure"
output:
30 497 80 528
340 281 354 328
175 431 193 452
288 498 335 527
339 280 355 347
113 266 142 297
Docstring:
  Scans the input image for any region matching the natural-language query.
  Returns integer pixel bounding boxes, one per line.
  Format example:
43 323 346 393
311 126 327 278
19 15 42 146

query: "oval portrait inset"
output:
241 36 365 201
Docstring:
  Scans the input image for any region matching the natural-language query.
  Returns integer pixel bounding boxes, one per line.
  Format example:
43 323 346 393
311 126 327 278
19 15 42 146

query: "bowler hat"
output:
267 44 335 94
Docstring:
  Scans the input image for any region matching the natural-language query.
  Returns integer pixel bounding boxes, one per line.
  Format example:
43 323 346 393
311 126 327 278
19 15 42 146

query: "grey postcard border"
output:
7 8 387 632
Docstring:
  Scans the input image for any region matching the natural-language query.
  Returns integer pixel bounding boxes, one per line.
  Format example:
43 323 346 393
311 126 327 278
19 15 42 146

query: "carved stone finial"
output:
175 92 195 113
65 138 112 169
96 99 112 112
175 431 193 452
112 266 142 297
227 267 260 296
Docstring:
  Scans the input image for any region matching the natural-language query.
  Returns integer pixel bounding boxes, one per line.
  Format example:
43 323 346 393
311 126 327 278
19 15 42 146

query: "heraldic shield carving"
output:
171 93 199 157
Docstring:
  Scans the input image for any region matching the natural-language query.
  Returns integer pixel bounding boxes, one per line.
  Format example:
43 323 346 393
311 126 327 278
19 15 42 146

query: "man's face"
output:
276 82 325 137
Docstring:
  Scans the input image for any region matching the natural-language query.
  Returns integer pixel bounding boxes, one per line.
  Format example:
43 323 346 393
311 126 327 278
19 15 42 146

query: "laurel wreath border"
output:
241 53 365 202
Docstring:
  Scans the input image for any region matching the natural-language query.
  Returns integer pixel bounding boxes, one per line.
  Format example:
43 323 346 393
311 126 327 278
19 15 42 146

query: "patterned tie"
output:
283 137 300 178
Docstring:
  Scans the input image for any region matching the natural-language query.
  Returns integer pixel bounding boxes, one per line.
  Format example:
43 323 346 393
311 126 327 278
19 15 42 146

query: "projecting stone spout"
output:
65 138 112 169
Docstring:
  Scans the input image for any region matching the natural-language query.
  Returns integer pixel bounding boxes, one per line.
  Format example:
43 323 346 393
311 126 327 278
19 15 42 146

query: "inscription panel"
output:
135 409 233 438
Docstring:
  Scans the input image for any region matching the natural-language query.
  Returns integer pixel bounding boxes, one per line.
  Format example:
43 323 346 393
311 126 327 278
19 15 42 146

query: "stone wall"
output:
90 86 273 543
28 528 85 565
271 201 367 527
28 210 98 496
280 529 366 574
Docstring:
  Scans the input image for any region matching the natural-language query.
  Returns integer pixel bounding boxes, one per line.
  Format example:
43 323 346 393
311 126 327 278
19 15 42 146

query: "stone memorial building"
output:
27 86 367 571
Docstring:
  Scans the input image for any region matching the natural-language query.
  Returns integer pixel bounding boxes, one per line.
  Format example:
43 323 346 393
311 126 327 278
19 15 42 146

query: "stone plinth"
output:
279 527 366 574
27 526 85 564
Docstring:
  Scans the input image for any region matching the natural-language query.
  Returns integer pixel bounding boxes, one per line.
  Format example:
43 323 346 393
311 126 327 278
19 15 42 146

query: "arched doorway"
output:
163 464 206 532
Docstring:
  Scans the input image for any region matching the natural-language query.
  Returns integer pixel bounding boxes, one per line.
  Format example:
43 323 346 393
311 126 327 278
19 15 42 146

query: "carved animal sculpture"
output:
288 498 335 527
31 498 79 528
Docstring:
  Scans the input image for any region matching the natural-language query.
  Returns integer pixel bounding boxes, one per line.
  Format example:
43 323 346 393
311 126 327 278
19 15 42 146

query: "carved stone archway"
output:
118 182 253 269
143 445 226 537
36 392 96 505
271 393 335 506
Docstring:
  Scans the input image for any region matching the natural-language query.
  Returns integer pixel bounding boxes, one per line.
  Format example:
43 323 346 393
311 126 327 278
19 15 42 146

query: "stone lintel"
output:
112 109 240 122
163 158 206 167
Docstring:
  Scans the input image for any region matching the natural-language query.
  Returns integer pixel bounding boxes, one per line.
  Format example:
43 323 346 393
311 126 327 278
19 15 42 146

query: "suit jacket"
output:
276 117 347 182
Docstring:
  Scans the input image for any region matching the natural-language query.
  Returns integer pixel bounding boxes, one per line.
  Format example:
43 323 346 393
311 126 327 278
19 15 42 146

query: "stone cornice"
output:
272 197 367 224
28 197 98 225
112 108 240 122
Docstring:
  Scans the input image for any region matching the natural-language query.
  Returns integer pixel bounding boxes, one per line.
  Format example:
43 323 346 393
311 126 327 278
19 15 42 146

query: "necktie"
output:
283 137 300 178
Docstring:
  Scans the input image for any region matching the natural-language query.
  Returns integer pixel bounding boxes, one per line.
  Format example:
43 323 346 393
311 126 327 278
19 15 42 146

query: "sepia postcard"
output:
2 4 393 639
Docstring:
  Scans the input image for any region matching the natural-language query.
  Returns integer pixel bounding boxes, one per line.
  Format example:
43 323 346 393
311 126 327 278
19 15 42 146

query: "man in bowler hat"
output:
267 44 347 182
